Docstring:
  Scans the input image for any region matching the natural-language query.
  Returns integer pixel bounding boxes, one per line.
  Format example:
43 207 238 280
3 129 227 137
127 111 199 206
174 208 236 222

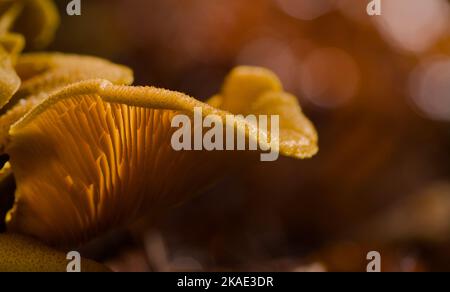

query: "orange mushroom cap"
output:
0 53 134 153
4 67 318 247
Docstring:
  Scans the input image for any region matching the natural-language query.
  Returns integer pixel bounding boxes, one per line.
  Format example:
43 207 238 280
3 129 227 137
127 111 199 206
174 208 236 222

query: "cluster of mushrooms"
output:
0 0 317 272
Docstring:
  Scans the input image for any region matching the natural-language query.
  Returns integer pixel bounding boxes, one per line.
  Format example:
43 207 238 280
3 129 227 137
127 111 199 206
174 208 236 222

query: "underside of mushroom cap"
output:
5 67 318 247
5 80 262 246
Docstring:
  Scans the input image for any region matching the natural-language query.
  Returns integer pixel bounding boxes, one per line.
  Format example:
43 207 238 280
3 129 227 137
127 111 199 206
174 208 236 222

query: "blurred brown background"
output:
48 0 450 272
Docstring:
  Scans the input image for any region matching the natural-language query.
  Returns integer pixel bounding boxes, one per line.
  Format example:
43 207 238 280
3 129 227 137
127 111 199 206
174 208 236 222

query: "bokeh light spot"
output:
409 57 450 121
299 47 360 108
374 0 450 54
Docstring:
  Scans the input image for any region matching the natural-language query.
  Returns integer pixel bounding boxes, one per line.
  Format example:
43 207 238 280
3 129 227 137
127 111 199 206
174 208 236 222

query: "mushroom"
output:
208 66 318 158
13 53 135 101
4 66 318 247
0 0 59 111
0 0 59 49
0 0 318 269
0 53 134 153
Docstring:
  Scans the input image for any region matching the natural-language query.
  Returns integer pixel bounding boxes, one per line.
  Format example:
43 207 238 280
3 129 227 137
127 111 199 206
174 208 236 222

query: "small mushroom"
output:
4 67 318 247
